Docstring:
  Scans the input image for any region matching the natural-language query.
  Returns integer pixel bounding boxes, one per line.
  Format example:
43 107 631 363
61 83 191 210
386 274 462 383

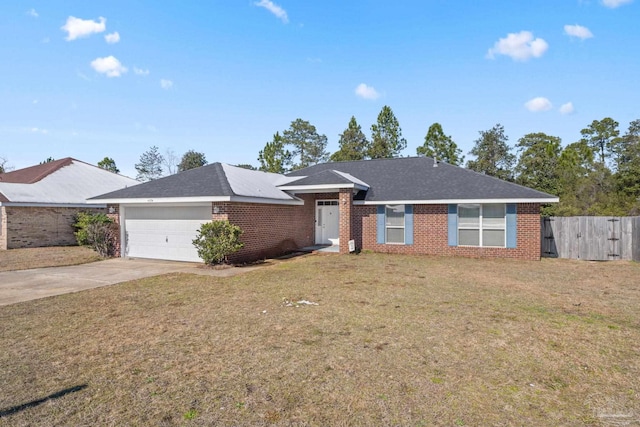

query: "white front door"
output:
315 200 339 245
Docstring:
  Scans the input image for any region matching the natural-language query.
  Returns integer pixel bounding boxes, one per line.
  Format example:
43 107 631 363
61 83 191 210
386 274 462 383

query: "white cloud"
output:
525 97 553 112
560 102 575 115
487 31 548 61
134 67 150 76
564 24 593 40
61 16 106 41
27 8 38 18
160 79 173 89
77 71 91 81
355 83 380 100
90 56 127 77
30 127 49 134
104 31 120 44
254 0 289 23
602 0 633 8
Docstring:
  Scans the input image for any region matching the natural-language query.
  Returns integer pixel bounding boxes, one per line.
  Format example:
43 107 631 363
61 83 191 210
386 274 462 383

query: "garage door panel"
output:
124 206 210 262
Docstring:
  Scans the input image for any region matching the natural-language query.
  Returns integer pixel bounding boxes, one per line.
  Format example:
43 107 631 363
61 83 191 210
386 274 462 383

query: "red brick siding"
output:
107 204 121 257
107 199 540 262
0 207 6 250
1 206 104 250
339 189 353 254
212 197 315 263
355 203 541 261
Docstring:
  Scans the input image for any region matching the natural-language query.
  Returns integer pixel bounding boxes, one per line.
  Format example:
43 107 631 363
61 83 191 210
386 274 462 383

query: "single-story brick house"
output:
90 157 558 262
0 158 138 250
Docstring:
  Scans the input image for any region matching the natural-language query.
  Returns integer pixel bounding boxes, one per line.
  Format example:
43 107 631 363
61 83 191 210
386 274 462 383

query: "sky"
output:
1 0 638 178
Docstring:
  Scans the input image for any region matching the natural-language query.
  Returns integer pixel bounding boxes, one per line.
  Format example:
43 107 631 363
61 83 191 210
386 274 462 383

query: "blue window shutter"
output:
405 205 413 245
506 204 517 248
448 204 458 246
376 205 385 244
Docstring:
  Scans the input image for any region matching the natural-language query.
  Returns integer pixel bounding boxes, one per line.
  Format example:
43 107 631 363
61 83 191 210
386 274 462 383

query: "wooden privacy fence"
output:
541 216 640 261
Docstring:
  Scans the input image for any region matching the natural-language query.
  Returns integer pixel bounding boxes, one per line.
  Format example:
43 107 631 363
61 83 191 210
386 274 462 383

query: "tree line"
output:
5 105 636 217
255 108 639 216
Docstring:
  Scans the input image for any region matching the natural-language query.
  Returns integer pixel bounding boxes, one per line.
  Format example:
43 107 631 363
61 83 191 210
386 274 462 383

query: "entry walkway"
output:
301 244 340 253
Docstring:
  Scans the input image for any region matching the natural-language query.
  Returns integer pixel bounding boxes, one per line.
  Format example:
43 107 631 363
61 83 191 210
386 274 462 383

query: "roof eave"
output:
277 183 369 193
0 201 107 208
354 197 560 205
88 195 304 206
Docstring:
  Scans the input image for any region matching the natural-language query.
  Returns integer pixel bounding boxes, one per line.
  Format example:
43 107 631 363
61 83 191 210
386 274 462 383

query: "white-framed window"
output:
458 203 506 247
385 204 405 244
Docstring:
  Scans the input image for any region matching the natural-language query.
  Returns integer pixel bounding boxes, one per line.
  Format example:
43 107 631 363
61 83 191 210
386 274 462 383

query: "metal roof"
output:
0 159 138 205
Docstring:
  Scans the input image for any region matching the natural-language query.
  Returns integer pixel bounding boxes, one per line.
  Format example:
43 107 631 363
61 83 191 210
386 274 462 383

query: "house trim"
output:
0 202 107 208
354 198 559 205
278 183 368 193
89 195 303 206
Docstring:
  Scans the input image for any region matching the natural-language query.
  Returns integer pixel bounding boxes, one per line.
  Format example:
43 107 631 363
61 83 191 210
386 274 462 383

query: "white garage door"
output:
124 205 211 262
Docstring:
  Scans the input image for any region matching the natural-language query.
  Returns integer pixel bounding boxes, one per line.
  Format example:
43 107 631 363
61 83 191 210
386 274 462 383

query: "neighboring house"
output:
0 158 138 250
90 157 558 263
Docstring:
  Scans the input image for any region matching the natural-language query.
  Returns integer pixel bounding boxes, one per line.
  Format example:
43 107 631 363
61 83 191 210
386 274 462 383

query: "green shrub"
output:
73 212 117 257
192 220 244 265
73 212 112 245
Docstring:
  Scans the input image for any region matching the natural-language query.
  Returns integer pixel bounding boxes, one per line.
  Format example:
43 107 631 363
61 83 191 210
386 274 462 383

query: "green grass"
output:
1 253 639 426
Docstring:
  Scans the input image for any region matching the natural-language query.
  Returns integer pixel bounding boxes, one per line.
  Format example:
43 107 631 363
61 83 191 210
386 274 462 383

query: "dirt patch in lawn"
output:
1 254 639 426
0 246 101 272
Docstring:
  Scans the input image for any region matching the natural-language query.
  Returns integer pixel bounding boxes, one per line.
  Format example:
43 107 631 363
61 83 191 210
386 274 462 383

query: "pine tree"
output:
367 106 407 159
330 116 369 162
416 123 463 165
466 124 515 181
282 119 329 169
258 132 292 173
135 146 164 181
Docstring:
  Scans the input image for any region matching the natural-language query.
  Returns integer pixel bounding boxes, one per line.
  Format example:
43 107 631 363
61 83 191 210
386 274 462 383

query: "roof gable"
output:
285 169 360 186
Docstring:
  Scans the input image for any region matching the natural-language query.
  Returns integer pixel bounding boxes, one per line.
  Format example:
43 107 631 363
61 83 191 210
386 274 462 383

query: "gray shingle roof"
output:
287 157 557 202
91 157 557 204
91 163 232 199
284 169 367 187
91 163 297 202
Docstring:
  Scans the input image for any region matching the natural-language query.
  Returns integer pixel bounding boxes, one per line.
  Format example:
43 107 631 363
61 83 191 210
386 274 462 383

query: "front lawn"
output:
0 246 101 272
1 254 638 426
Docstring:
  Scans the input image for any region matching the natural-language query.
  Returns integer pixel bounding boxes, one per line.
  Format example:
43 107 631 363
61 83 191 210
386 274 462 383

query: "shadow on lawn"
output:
0 384 87 418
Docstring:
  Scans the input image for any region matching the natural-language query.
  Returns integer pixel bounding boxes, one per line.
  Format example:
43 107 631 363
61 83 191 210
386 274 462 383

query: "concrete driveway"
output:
0 258 260 306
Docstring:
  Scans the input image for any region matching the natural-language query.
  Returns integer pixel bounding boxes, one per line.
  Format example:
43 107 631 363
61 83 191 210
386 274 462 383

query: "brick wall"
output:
1 206 104 250
106 204 121 257
105 199 541 262
339 189 353 254
211 196 315 263
355 203 541 261
0 207 7 250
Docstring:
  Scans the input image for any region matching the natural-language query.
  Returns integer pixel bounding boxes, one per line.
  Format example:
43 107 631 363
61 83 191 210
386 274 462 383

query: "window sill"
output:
457 245 506 248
